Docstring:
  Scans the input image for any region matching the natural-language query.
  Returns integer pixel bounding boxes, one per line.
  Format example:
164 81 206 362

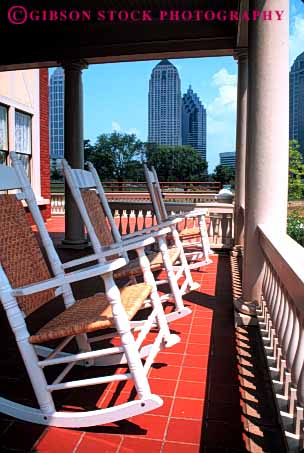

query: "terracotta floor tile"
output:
148 396 173 417
191 318 213 327
126 414 168 440
77 433 122 453
183 354 209 368
162 442 201 453
180 367 207 382
149 364 180 380
149 378 177 397
120 437 162 452
186 343 210 356
191 324 212 335
34 427 82 453
171 398 205 419
155 352 184 366
176 381 206 399
164 340 187 354
188 334 211 345
166 418 202 444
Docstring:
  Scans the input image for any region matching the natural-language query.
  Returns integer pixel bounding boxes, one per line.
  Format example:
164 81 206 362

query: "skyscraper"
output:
290 51 304 157
182 85 207 161
220 152 236 169
148 60 182 146
49 67 64 171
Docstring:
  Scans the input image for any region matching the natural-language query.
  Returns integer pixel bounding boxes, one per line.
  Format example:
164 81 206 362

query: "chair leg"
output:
157 236 192 321
170 226 198 291
135 246 180 346
198 215 213 262
102 273 154 398
2 293 56 416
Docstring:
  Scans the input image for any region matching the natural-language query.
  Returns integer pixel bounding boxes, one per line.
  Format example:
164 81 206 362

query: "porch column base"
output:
234 298 258 326
233 298 258 316
230 245 244 257
59 239 90 250
234 309 258 327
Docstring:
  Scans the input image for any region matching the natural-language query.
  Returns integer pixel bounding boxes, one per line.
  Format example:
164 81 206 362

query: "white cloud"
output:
111 121 121 132
128 127 140 135
206 67 237 171
207 68 237 116
289 14 304 66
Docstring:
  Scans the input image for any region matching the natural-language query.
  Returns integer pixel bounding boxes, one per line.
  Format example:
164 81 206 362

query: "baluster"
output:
266 270 279 353
209 216 215 244
126 209 131 234
213 215 220 244
142 210 147 229
134 209 139 232
276 287 289 380
118 209 123 235
284 305 300 404
259 261 269 321
272 282 285 366
290 313 304 416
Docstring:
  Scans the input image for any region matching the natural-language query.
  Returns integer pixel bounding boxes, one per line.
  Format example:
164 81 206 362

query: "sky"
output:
67 0 304 173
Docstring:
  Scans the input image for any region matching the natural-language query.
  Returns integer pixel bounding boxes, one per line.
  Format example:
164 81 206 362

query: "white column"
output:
239 0 289 313
233 50 248 248
62 60 88 248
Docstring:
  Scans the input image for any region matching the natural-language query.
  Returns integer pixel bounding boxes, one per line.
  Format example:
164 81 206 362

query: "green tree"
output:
289 140 304 200
211 165 235 187
85 132 145 182
145 144 207 182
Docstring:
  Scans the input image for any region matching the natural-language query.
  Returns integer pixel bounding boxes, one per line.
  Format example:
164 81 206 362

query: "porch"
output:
0 0 303 450
0 217 286 452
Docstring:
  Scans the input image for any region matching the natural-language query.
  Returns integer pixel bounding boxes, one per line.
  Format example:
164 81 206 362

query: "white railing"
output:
258 224 304 449
50 194 234 249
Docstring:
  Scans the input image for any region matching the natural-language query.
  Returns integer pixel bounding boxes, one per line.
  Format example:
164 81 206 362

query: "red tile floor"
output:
0 217 286 452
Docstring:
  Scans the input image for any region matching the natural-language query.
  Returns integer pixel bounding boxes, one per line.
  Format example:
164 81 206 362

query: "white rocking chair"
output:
0 153 179 428
62 159 198 323
144 165 213 270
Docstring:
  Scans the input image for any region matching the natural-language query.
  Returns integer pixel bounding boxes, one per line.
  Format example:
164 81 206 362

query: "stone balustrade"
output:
257 224 304 449
50 193 234 249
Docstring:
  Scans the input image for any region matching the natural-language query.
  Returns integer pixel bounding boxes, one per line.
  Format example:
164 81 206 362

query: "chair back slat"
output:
0 194 55 316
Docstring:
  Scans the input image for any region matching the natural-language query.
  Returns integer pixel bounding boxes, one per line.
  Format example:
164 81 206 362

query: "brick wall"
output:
39 68 51 220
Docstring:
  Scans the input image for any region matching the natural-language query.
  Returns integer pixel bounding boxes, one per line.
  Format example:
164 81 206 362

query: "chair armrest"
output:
12 258 127 297
62 253 101 270
99 226 171 257
122 219 184 241
167 209 207 221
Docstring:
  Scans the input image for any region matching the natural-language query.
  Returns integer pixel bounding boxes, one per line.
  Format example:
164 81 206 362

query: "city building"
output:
148 59 182 146
289 51 304 157
0 69 51 220
220 152 236 168
182 85 207 161
49 67 64 171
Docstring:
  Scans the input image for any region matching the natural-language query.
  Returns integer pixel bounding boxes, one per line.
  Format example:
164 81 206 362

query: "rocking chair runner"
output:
0 153 179 428
144 165 213 270
62 159 198 322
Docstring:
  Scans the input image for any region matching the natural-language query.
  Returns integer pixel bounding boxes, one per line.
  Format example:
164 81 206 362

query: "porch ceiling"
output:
0 0 242 71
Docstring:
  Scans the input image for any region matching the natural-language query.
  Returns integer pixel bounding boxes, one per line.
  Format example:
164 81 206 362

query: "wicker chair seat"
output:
178 227 201 238
114 246 180 279
29 283 152 344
